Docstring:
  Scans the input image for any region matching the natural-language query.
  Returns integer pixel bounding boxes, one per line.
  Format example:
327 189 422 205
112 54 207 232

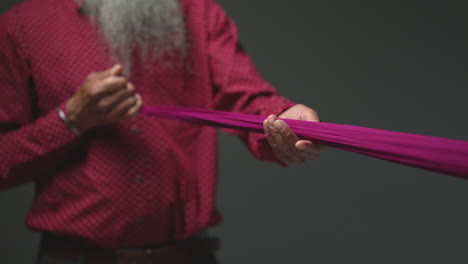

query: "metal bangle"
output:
57 108 80 136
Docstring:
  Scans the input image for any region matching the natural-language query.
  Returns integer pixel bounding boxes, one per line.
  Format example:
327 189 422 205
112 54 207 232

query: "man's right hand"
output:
65 64 143 134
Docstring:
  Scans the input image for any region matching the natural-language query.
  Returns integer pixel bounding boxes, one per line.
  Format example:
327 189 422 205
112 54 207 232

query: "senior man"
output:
0 0 323 263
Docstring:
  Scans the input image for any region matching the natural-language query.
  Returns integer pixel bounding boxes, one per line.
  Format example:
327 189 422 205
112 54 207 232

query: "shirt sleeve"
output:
0 10 79 190
206 0 296 163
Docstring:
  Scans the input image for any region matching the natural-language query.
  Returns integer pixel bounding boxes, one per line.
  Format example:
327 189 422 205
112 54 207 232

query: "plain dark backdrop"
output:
1 0 468 263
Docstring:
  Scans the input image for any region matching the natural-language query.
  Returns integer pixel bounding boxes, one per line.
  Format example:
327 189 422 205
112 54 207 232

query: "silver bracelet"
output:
57 108 80 136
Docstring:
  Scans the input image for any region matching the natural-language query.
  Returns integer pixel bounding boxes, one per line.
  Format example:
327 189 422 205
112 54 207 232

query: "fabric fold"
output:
143 105 468 178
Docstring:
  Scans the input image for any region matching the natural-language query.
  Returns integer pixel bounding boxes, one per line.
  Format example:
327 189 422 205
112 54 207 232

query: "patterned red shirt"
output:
0 0 295 248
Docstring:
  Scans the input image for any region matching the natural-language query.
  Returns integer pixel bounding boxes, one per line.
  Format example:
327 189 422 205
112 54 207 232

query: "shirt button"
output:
138 217 145 225
131 126 139 135
136 175 144 184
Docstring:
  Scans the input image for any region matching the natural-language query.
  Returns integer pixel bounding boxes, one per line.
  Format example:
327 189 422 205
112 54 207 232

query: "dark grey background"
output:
1 0 468 263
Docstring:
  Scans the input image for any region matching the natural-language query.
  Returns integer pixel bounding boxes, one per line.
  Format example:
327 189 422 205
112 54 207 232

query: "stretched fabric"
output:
142 106 468 178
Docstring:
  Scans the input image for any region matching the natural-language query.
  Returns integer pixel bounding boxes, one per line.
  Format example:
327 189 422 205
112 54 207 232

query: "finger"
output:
296 140 318 158
264 115 278 149
266 114 277 130
297 140 327 154
91 76 128 99
273 119 299 154
274 119 322 164
297 141 325 160
275 118 321 164
276 119 301 154
90 64 123 80
264 116 280 155
272 119 299 163
282 138 320 163
109 95 138 119
97 83 136 111
123 94 144 120
266 116 305 164
110 64 123 76
275 120 306 164
264 116 294 164
296 140 313 151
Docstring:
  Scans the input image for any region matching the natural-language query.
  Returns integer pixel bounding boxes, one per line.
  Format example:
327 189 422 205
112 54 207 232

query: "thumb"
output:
95 64 123 79
109 64 123 76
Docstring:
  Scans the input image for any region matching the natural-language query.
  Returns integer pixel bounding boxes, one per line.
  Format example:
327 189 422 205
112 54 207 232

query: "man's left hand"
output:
263 104 325 164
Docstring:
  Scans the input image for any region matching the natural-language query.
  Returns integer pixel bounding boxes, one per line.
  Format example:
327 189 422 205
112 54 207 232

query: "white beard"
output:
80 0 187 76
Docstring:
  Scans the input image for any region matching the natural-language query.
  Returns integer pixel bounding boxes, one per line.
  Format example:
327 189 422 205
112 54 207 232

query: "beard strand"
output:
81 0 187 76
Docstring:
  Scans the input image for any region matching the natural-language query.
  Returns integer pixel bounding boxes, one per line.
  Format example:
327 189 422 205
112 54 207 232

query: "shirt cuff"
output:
30 103 80 153
250 95 297 117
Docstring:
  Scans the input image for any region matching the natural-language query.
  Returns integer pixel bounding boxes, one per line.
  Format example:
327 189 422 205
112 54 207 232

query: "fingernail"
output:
297 144 306 150
268 116 276 128
111 64 122 75
274 121 285 132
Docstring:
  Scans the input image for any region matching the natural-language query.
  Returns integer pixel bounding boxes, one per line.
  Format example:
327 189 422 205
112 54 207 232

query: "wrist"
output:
64 99 92 134
57 107 81 136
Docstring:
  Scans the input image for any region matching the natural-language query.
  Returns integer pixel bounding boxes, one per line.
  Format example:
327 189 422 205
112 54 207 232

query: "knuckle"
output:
125 91 137 100
106 78 126 90
113 76 127 84
116 89 127 99
87 72 97 79
88 86 103 97
127 98 137 106
306 109 319 121
125 95 137 103
310 109 318 118
128 108 138 116
126 88 135 96
103 76 119 85
97 100 109 110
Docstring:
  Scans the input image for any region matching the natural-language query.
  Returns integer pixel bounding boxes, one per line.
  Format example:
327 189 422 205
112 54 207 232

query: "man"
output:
0 0 323 263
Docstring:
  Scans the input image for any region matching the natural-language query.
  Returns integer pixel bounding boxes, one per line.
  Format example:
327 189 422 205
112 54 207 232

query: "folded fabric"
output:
142 105 468 179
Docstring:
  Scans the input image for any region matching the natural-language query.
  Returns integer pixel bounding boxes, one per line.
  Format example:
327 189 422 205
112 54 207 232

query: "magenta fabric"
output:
143 105 468 178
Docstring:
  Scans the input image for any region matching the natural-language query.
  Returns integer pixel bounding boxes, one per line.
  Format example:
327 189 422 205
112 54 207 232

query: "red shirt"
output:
0 0 295 248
